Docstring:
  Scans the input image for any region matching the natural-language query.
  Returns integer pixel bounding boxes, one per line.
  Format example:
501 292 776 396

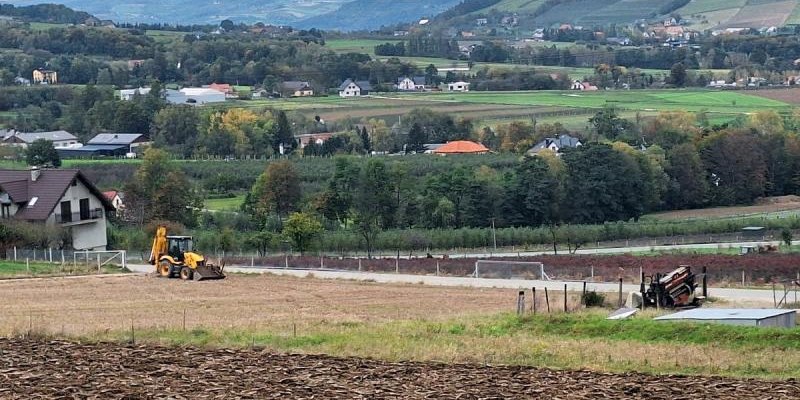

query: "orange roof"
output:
103 190 118 200
208 83 232 93
433 141 489 154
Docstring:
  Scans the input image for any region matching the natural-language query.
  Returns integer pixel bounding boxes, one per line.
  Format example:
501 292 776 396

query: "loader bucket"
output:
194 264 226 281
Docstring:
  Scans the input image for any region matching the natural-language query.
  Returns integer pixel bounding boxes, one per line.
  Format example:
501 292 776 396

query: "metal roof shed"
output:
654 309 796 328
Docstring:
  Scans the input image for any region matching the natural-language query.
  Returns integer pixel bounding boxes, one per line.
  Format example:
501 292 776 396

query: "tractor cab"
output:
167 236 194 262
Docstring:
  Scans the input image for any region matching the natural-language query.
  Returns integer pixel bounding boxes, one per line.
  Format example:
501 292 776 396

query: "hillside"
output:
444 0 800 29
0 0 460 30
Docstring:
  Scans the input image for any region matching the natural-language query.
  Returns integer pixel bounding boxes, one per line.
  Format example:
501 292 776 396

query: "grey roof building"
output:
528 134 583 155
2 131 80 148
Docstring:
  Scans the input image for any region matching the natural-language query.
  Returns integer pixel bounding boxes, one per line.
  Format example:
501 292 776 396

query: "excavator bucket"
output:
194 263 226 281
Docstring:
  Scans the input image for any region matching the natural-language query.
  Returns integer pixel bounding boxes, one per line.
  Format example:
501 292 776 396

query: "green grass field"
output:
0 261 123 277
204 195 245 211
92 312 800 379
387 89 790 114
326 39 400 56
679 0 748 14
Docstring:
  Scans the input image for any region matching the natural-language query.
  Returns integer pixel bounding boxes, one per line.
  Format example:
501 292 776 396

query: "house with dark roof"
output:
0 168 115 250
338 79 372 97
280 81 314 97
527 134 582 155
58 133 149 158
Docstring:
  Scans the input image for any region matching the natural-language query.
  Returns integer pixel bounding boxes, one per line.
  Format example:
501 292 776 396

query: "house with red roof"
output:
432 141 489 155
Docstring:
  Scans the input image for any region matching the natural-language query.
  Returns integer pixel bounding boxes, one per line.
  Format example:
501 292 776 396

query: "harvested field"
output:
1 338 798 399
0 274 514 335
750 87 800 105
644 197 800 221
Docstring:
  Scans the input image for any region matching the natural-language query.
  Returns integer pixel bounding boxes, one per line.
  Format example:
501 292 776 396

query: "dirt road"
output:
0 339 797 399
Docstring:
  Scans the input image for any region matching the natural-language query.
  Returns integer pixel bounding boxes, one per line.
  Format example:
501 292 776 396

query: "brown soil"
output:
1 339 798 399
646 200 800 220
0 274 515 335
748 88 800 105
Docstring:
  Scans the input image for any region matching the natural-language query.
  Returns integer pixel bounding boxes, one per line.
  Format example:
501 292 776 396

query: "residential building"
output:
447 81 470 92
0 168 115 250
338 79 372 97
2 131 80 149
433 141 489 155
127 59 145 69
180 88 226 104
396 77 427 91
32 69 58 84
571 80 598 91
476 18 488 26
119 87 152 101
295 133 334 149
280 81 314 97
206 83 233 95
103 190 125 217
393 30 410 36
527 134 582 155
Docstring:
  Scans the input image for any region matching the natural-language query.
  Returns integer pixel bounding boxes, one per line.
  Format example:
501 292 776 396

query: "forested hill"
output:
430 0 800 30
1 0 461 30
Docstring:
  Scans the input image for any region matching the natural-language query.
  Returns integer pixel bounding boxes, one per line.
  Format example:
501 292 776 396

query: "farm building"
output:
432 141 489 155
1 131 81 149
58 133 149 158
180 88 226 104
654 309 797 328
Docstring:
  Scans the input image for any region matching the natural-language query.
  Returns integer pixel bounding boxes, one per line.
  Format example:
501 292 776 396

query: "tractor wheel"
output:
158 260 172 277
179 266 193 281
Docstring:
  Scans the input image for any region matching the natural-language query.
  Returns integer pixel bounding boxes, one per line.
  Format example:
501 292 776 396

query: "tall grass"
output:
85 312 800 379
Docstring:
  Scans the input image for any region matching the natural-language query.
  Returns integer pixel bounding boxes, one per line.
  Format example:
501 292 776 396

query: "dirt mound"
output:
0 339 798 399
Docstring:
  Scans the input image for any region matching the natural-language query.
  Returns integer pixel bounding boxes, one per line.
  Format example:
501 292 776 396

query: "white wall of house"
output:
55 180 109 250
398 78 416 91
339 84 361 97
447 82 470 92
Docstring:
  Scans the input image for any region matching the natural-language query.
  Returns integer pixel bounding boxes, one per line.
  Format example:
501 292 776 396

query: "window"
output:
60 201 72 223
79 198 90 220
1 204 10 219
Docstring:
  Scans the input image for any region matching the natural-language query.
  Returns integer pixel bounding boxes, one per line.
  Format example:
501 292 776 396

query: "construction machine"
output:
148 226 225 281
640 266 705 309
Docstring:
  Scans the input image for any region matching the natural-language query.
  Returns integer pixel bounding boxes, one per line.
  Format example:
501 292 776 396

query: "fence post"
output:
97 253 101 273
516 291 525 316
49 248 53 263
13 246 16 261
395 255 399 274
285 254 288 269
320 256 324 269
564 284 568 313
544 287 550 313
436 261 440 276
618 278 624 308
26 258 30 275
358 258 362 272
532 287 536 314
582 282 587 307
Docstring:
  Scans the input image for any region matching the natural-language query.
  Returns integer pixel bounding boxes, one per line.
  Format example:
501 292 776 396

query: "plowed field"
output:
1 339 798 399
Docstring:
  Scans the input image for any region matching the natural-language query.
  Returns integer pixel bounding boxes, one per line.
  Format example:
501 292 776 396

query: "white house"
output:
396 76 427 91
180 88 226 104
571 80 598 91
119 87 152 100
1 130 81 149
447 81 470 92
0 168 115 250
338 79 372 97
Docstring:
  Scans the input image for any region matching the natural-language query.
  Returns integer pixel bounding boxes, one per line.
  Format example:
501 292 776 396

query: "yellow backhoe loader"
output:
148 226 225 280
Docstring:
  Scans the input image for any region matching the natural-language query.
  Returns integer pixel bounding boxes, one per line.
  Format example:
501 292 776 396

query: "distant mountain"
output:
0 0 461 30
294 0 462 30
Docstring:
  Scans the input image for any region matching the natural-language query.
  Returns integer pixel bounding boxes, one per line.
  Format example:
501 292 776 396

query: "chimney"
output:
30 166 41 182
